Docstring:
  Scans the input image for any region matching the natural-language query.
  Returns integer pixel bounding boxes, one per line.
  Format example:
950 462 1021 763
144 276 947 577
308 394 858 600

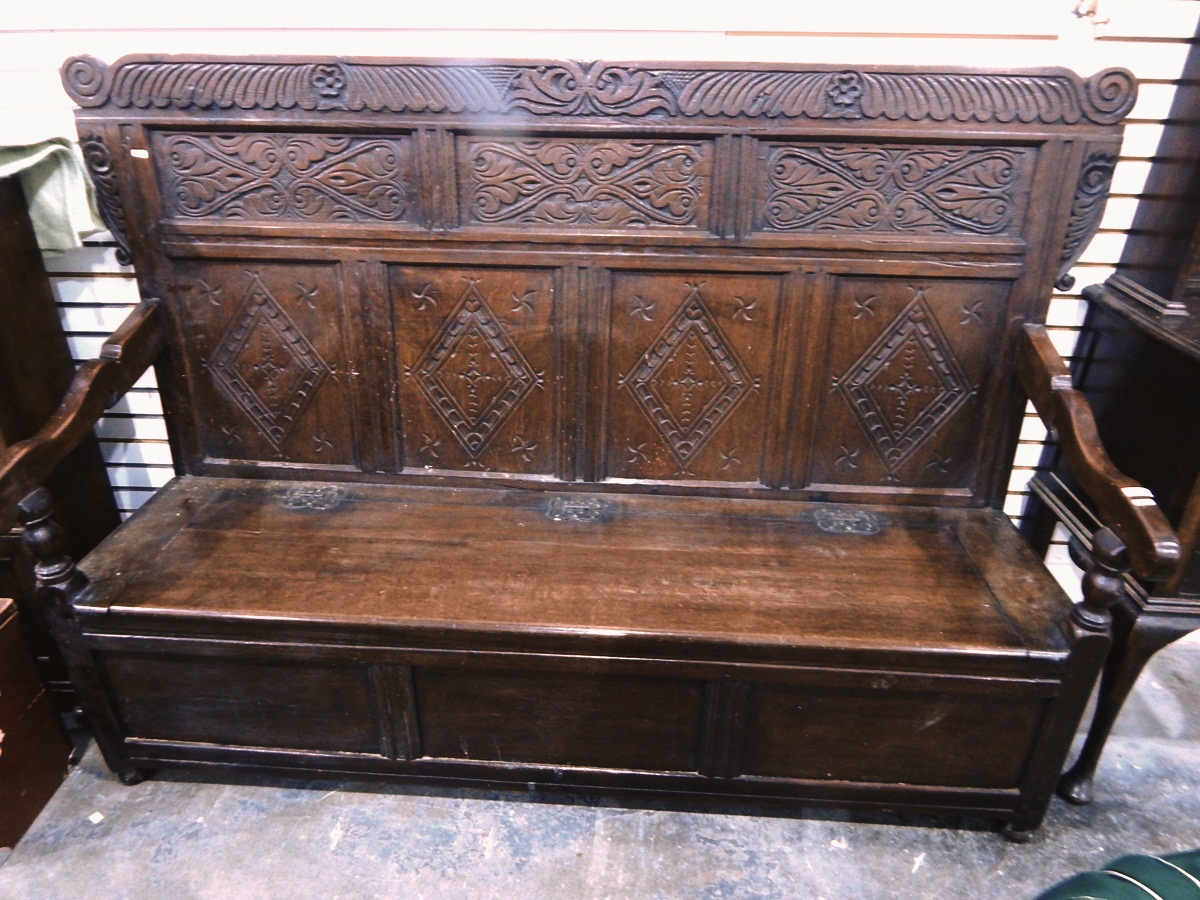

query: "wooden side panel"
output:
804 276 1011 494
742 684 1046 788
170 261 360 468
100 651 382 754
601 271 786 484
414 667 704 772
390 265 561 476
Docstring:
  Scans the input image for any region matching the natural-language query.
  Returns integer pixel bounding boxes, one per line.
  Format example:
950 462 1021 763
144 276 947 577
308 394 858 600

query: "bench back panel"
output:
66 57 1134 507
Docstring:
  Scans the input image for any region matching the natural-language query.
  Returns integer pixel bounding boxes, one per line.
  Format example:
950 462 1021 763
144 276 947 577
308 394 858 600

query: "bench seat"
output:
64 475 1079 823
82 476 1070 666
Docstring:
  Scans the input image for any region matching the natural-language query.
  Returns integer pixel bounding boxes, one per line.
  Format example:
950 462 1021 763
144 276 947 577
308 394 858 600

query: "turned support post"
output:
1000 527 1128 841
13 485 150 785
1057 527 1130 806
15 487 90 615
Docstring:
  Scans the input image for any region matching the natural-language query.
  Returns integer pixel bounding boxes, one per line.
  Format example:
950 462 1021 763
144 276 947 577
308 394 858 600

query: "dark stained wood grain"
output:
0 300 165 524
0 175 121 715
742 685 1048 789
1019 323 1179 580
0 600 72 849
101 652 381 754
80 477 1061 659
0 53 1159 837
416 668 705 771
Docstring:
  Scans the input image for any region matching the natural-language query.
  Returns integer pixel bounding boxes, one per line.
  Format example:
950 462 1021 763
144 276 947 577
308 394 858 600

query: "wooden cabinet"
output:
1026 277 1200 802
0 599 72 848
1024 37 1200 804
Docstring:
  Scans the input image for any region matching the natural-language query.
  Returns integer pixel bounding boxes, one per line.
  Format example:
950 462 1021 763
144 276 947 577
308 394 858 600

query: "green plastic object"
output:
1036 850 1200 899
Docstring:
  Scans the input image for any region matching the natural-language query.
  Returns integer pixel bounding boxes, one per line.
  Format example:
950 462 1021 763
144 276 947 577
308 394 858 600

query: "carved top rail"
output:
64 55 1136 127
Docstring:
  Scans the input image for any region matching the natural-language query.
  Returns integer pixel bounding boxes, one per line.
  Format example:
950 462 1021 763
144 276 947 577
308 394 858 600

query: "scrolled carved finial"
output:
1056 150 1118 291
1084 68 1137 123
78 134 133 266
62 55 112 107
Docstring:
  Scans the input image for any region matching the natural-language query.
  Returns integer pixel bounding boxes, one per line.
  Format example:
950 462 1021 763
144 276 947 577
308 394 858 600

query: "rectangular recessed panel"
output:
416 667 703 772
101 652 380 754
170 261 358 467
152 131 416 224
743 684 1046 788
457 136 714 231
604 272 784 483
391 266 560 476
807 277 1011 492
754 143 1033 237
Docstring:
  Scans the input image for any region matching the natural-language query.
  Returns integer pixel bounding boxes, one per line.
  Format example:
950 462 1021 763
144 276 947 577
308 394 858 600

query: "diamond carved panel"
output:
836 288 970 474
208 272 331 450
622 285 752 468
412 279 541 461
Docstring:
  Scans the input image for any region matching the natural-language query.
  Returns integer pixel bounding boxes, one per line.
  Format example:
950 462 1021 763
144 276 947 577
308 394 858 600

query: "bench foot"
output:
1001 823 1037 844
1057 769 1094 805
117 768 153 786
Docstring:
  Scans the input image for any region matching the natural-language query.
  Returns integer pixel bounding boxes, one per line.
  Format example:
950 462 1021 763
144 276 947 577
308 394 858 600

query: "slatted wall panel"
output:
7 5 1198 596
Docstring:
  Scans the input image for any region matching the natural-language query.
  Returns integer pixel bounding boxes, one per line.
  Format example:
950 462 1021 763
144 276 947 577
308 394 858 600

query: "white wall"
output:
5 1 1198 594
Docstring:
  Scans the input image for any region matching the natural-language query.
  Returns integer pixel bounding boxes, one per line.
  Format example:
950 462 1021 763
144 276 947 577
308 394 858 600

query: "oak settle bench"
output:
0 55 1183 840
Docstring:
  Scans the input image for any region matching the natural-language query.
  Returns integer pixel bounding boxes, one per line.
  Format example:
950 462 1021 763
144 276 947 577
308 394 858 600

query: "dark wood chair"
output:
1022 37 1200 805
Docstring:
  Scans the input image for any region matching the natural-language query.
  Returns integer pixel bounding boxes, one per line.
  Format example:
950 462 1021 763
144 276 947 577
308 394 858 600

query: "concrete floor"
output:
2 637 1198 899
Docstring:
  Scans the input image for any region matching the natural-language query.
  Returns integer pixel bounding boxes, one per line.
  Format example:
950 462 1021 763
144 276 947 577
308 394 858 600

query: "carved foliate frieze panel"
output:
391 267 557 475
153 132 415 223
459 138 713 229
172 263 358 465
807 278 1011 491
606 274 779 483
66 55 1137 126
758 144 1030 236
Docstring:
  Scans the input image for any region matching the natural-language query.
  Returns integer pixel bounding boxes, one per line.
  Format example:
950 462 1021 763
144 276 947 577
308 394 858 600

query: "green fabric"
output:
0 139 103 251
1036 850 1200 900
1107 854 1200 899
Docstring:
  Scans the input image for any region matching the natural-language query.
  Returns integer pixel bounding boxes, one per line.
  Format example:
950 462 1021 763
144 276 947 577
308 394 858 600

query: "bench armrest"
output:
0 299 166 518
1018 323 1180 582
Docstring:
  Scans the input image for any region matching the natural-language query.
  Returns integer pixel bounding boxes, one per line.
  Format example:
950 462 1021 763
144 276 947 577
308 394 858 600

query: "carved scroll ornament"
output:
763 145 1023 235
1056 150 1119 291
158 133 412 222
79 134 132 264
464 139 708 227
63 56 1137 126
